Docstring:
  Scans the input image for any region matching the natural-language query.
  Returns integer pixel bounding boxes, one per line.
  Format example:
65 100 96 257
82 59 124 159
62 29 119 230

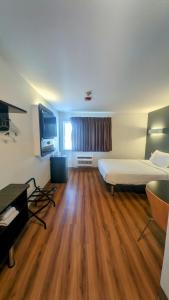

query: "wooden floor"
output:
0 168 165 300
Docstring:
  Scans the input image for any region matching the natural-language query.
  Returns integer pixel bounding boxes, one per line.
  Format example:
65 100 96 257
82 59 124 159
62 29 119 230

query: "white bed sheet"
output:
98 159 169 185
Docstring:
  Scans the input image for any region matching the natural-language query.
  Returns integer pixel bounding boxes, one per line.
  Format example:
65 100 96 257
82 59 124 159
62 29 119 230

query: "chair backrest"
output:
146 188 169 232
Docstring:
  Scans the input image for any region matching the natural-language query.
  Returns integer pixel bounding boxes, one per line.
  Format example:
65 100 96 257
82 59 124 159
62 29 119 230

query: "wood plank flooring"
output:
0 168 166 300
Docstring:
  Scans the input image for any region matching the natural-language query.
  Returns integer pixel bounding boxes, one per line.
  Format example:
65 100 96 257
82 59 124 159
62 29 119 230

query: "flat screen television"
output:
38 104 57 139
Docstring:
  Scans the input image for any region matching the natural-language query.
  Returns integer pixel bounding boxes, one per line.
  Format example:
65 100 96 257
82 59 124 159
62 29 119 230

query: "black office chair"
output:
26 178 56 229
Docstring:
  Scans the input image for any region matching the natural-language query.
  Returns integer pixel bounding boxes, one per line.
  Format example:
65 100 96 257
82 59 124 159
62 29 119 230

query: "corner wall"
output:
0 55 59 189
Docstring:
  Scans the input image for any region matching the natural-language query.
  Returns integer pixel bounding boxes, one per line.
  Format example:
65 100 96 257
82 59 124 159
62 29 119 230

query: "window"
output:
63 121 72 150
71 117 112 152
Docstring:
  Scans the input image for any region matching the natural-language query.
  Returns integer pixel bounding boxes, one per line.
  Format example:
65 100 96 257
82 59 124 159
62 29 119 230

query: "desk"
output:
146 181 169 232
0 184 28 267
146 181 169 204
138 180 169 242
144 181 169 300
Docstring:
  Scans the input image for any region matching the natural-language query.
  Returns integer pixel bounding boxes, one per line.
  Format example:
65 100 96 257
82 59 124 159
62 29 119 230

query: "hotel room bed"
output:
98 159 169 186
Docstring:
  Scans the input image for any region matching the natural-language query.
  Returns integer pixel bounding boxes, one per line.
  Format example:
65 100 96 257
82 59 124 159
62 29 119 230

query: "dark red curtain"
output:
71 117 112 152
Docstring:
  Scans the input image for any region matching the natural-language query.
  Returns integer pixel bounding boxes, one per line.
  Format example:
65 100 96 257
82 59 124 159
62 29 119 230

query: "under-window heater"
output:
76 154 94 167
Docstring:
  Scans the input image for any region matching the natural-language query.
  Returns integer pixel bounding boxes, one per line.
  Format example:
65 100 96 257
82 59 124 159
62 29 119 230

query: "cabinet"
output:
0 184 28 267
50 156 68 183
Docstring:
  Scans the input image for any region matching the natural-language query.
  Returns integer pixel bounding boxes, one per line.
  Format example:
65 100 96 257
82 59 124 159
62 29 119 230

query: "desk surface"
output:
0 184 28 214
146 180 169 204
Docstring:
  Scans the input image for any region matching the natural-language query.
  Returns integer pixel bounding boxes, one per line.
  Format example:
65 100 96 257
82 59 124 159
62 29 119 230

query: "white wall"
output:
160 215 169 298
59 111 148 167
0 55 59 189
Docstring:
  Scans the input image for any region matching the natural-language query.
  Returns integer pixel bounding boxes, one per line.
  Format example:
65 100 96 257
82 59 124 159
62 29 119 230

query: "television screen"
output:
39 105 57 139
43 115 57 138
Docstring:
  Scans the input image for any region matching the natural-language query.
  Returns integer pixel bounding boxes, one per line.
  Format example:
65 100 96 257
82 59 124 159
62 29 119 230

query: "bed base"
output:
109 184 146 195
111 185 115 196
99 172 145 195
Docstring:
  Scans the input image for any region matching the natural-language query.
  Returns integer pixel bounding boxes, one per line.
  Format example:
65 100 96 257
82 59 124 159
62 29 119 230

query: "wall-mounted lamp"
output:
148 128 169 135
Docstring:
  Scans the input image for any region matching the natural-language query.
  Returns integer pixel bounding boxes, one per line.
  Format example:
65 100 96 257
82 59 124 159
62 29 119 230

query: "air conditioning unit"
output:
76 154 94 167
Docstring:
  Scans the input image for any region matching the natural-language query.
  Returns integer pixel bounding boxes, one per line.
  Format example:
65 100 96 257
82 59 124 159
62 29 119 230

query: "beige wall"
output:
111 113 147 159
0 55 59 189
59 111 148 167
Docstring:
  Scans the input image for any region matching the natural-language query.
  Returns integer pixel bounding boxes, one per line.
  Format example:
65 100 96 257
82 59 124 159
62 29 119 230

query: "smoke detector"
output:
84 90 92 101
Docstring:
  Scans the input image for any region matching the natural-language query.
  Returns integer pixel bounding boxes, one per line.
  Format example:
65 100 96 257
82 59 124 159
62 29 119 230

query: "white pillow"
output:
150 150 169 168
150 150 158 160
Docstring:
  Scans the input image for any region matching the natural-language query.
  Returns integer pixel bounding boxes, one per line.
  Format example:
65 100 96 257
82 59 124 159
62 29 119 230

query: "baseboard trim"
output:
159 286 168 300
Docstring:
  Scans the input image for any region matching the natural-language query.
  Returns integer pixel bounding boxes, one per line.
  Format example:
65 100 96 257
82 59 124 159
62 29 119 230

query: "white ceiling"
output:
0 0 169 112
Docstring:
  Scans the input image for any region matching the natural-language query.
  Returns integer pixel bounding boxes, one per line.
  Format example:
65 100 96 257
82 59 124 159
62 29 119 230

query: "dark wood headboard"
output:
145 105 169 159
